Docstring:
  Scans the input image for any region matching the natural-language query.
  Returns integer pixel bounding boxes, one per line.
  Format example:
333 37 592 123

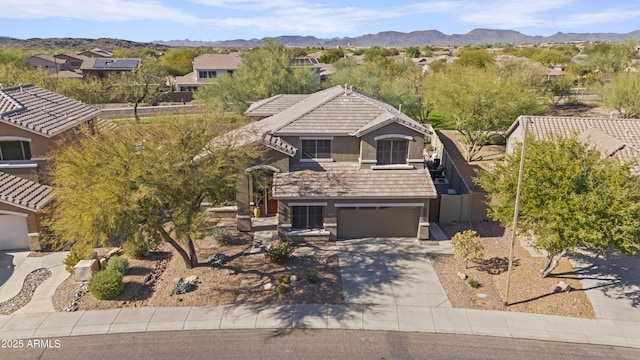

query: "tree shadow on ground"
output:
475 257 520 275
551 249 640 309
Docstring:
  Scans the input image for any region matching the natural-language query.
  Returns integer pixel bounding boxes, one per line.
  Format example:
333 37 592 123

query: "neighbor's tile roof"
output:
0 84 101 137
0 172 53 212
80 57 140 71
193 54 241 70
273 169 437 199
508 115 640 171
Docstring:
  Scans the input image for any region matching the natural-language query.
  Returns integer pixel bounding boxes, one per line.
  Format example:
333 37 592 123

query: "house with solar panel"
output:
0 84 103 251
80 57 141 79
214 85 437 241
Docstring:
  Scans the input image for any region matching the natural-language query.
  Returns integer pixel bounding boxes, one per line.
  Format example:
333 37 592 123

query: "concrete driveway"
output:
570 249 640 322
337 237 451 308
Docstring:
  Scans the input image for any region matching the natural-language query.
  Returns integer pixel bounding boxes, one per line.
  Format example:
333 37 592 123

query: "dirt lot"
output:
431 221 595 318
52 218 343 311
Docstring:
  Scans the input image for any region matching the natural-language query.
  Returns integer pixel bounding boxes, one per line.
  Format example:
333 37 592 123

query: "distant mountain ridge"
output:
156 28 640 47
2 29 640 51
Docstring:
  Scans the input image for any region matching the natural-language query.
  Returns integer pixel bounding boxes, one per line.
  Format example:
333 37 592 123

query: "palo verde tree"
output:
109 56 171 123
424 63 549 161
47 116 257 268
195 39 319 113
477 136 640 277
598 72 640 118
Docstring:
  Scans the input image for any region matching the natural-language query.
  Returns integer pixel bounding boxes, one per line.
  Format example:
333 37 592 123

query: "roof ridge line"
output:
270 85 345 134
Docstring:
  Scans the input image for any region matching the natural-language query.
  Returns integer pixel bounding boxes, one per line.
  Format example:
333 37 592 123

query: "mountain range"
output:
156 28 640 48
2 29 639 51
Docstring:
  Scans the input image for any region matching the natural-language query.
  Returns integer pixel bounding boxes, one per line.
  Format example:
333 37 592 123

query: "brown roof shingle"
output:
0 84 101 137
0 172 53 211
273 169 437 199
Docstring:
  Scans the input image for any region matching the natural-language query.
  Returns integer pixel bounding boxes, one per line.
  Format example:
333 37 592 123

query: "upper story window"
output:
198 71 217 78
0 141 31 161
301 139 331 159
376 139 407 165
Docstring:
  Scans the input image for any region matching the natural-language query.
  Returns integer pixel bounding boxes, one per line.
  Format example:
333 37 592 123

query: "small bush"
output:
425 143 434 152
64 243 94 274
276 284 289 295
89 269 124 300
265 240 294 265
106 256 129 275
484 133 506 146
213 227 233 246
451 230 485 268
123 236 149 259
306 271 320 284
468 279 480 289
276 273 291 285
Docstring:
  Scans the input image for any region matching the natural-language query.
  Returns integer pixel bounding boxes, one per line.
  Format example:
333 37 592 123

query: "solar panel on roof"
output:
93 59 139 69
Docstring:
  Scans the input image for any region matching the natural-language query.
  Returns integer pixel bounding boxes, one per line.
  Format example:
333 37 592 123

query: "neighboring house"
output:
505 115 640 174
0 84 102 250
28 54 67 74
55 53 87 70
77 48 113 58
222 85 437 241
174 54 242 92
80 57 141 79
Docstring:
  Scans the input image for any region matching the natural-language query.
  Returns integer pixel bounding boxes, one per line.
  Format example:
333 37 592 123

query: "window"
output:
0 141 31 161
376 139 407 165
292 206 324 230
199 71 217 78
301 139 331 159
208 71 217 78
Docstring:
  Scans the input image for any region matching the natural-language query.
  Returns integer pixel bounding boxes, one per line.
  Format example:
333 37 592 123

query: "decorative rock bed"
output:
0 268 52 315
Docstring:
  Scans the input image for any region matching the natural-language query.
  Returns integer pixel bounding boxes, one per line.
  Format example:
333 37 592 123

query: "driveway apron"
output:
337 237 451 308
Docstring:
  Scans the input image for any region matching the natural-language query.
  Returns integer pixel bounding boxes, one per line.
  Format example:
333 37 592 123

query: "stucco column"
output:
236 173 252 232
418 202 430 240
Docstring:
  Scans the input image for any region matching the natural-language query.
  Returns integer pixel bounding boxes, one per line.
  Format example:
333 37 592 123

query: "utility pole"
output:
504 117 530 306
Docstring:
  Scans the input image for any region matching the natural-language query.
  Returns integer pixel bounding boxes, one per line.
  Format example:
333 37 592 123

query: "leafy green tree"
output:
451 230 485 268
405 46 421 58
424 65 549 161
195 39 319 113
363 46 399 62
477 136 640 277
546 74 575 107
598 72 640 118
0 62 51 88
318 48 344 64
53 77 109 104
159 47 207 76
586 41 638 73
109 56 171 122
455 48 494 68
47 116 257 268
531 49 570 67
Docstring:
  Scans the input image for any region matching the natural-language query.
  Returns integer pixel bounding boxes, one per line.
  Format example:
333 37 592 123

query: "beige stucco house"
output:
0 84 102 250
227 85 437 241
174 54 242 92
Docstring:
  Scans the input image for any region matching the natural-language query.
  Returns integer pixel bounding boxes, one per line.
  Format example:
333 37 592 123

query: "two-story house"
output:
80 57 141 79
225 85 436 241
173 54 242 92
0 84 102 250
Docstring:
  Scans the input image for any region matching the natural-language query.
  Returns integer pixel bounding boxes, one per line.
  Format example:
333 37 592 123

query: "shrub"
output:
306 271 320 284
484 133 506 146
265 240 294 265
106 256 129 275
213 227 233 246
123 236 149 259
276 273 291 285
63 243 94 274
451 230 485 268
468 278 480 289
276 283 289 295
89 269 124 300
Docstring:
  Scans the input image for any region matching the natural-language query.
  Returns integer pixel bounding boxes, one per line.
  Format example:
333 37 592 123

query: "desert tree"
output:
477 136 640 277
47 116 257 268
598 72 640 118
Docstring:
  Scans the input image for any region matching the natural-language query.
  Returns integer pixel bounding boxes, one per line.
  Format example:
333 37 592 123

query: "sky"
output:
1 0 640 43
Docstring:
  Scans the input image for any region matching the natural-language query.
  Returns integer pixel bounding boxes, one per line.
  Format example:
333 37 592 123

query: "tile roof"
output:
0 172 53 212
206 85 430 157
245 94 310 117
273 169 437 199
508 115 640 171
80 58 140 71
193 54 242 70
0 84 101 137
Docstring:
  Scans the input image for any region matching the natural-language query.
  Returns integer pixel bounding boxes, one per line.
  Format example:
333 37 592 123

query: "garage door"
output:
0 214 29 250
337 207 419 238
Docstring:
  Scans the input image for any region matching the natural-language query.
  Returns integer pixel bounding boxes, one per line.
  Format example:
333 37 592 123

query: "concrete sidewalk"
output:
0 304 638 348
